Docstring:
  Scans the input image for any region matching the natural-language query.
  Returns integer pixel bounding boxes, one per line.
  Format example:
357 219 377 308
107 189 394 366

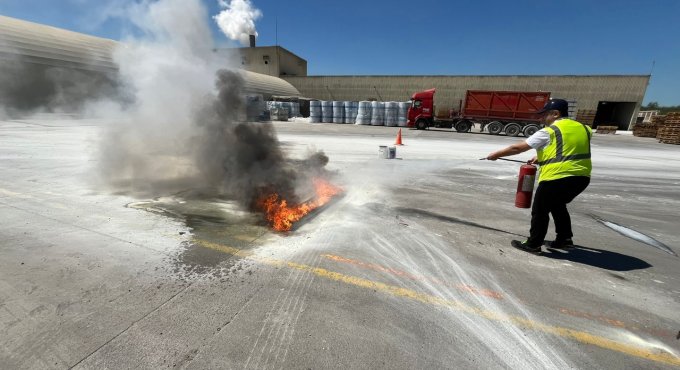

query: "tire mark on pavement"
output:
243 254 308 369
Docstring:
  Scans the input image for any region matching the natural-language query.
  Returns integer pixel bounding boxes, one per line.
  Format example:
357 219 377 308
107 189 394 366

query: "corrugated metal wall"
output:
283 75 649 112
240 70 299 98
0 15 120 113
0 15 299 115
0 15 117 72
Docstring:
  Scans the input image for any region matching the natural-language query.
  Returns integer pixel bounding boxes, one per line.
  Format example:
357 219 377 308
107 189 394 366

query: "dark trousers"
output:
527 176 590 246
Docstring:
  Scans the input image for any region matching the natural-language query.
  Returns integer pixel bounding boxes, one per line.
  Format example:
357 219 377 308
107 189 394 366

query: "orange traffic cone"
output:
395 128 404 145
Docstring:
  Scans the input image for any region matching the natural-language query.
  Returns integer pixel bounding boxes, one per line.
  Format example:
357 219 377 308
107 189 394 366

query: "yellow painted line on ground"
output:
233 234 260 242
198 240 253 257
194 239 680 367
321 253 504 299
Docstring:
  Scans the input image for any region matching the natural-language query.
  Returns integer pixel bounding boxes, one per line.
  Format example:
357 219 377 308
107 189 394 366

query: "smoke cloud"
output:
96 0 328 215
214 0 262 45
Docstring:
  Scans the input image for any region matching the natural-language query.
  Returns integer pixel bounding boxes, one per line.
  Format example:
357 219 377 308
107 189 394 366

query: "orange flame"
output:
257 178 342 231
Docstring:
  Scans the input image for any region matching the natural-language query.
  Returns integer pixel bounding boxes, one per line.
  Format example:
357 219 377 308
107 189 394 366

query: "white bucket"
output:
378 145 388 159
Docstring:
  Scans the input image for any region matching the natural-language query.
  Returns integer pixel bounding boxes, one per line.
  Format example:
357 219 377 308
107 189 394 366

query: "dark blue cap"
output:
536 99 569 117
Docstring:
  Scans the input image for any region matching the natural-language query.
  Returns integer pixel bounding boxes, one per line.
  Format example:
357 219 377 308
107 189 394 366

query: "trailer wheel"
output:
487 121 504 135
505 123 521 137
523 124 540 137
455 121 471 133
415 120 427 130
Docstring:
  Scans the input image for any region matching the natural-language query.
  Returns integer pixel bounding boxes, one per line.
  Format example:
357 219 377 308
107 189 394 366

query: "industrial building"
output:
228 35 307 77
1 14 650 129
232 39 650 130
282 75 649 130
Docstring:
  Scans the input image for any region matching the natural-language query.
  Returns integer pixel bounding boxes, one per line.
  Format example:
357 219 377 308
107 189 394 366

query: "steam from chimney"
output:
214 0 262 46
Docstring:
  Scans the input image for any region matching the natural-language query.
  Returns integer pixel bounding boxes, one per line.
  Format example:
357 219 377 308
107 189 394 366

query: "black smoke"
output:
192 69 326 208
99 68 329 212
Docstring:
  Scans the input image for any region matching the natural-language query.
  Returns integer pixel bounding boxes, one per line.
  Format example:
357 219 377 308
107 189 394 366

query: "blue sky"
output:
1 0 678 105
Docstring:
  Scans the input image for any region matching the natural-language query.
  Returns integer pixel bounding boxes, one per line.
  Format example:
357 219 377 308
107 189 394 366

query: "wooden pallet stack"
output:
657 112 680 144
652 114 668 125
664 112 680 124
657 125 680 144
575 110 596 126
633 123 658 137
632 114 670 138
596 125 618 134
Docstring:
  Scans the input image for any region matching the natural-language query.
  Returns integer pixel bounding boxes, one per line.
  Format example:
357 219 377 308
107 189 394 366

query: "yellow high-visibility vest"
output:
536 118 592 182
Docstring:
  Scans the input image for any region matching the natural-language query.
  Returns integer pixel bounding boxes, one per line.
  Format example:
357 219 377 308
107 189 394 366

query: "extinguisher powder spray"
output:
515 164 537 208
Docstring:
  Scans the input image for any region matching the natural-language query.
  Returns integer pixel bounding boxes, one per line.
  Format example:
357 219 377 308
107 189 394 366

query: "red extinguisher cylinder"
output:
515 164 537 208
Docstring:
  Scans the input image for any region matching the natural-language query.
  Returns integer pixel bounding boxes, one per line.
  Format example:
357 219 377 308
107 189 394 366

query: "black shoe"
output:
548 239 574 249
511 240 542 255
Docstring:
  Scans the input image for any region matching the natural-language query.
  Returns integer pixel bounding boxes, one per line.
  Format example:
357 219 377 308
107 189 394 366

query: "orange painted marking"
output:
559 308 676 339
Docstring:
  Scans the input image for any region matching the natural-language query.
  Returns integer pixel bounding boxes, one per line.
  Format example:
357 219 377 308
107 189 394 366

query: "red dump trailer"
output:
407 89 551 137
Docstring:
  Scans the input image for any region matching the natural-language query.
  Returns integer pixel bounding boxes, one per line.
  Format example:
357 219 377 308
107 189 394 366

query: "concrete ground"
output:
1 117 679 369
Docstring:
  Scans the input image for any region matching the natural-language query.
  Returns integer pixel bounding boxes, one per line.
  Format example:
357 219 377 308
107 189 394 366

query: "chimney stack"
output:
249 35 256 48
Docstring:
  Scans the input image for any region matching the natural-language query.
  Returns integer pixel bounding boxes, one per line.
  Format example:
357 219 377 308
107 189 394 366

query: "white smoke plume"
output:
96 0 328 213
95 0 220 194
214 0 262 45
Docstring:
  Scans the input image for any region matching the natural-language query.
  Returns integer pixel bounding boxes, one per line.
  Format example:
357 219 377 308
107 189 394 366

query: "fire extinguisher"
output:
515 164 537 208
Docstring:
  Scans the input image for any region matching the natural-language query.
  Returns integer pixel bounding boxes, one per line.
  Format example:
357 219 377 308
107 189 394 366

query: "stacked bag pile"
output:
308 100 410 126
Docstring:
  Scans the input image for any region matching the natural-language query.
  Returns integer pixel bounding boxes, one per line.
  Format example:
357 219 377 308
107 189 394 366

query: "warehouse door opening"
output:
593 101 637 130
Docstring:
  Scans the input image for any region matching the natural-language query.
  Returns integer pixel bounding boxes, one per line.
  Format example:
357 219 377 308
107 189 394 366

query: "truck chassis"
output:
416 117 542 137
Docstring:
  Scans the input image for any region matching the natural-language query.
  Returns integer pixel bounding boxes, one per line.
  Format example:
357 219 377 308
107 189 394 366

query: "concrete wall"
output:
236 46 307 77
283 75 650 129
277 48 307 77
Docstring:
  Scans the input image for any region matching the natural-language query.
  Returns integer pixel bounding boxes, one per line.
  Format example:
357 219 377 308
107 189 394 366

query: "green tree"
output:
643 101 660 110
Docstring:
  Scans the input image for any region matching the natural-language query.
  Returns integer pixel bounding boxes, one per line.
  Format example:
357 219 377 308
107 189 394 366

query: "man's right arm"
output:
525 128 550 150
525 129 550 164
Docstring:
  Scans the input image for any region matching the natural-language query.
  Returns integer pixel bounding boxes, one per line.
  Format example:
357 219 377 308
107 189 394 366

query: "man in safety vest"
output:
486 99 592 254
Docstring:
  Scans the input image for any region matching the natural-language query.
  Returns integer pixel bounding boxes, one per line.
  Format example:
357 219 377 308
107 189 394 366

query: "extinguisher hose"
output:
479 157 528 164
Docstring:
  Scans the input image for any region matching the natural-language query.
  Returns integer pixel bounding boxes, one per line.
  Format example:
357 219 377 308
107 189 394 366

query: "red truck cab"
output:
407 88 436 129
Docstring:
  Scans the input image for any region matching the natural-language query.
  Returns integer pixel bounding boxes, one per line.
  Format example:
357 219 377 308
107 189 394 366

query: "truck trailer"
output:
407 89 550 137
